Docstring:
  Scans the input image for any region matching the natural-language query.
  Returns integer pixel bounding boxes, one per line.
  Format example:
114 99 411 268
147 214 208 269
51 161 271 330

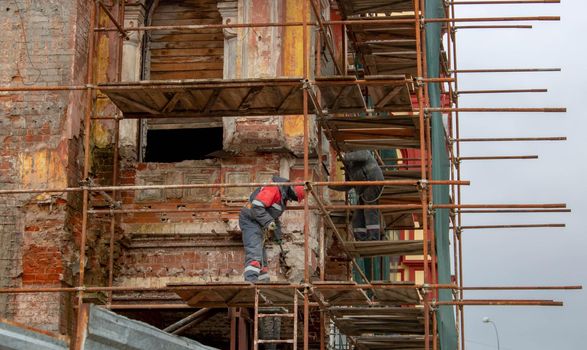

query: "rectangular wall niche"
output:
144 127 223 163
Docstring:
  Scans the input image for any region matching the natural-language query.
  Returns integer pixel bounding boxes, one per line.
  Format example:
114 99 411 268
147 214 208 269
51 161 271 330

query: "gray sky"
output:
450 1 586 349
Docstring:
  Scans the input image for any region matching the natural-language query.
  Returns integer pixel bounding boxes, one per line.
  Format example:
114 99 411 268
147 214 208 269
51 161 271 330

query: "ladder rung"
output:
258 339 295 344
258 313 295 318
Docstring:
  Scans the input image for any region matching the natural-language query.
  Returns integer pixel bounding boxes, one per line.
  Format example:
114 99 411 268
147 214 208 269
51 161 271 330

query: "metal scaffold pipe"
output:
0 180 470 195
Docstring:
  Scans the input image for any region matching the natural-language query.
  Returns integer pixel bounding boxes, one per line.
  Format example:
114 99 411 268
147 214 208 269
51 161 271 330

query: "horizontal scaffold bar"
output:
451 0 560 4
0 180 470 195
93 16 560 33
0 284 579 294
458 89 548 94
454 25 533 29
427 107 566 113
454 137 566 142
457 223 565 230
457 209 571 213
453 68 560 73
458 155 538 160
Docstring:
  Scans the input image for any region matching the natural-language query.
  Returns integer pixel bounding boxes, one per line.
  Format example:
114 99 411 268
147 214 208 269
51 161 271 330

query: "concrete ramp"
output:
0 319 68 350
77 304 218 350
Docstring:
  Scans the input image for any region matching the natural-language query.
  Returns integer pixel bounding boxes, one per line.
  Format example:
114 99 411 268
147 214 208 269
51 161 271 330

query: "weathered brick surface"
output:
0 0 90 334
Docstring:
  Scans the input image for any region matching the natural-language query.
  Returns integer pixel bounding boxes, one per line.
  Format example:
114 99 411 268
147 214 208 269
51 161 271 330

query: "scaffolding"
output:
0 0 580 349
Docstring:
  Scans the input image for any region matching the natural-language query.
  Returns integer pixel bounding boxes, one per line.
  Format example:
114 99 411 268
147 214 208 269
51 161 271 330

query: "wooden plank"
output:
151 70 224 80
150 41 224 50
150 48 224 57
150 62 224 73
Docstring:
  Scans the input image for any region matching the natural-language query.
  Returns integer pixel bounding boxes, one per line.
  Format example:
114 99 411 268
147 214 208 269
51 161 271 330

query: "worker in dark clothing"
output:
330 150 384 241
239 176 305 282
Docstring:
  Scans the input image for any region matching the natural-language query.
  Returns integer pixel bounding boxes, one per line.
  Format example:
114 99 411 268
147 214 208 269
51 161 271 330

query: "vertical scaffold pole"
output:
413 0 431 349
450 1 466 349
73 1 97 348
302 0 310 349
107 0 125 307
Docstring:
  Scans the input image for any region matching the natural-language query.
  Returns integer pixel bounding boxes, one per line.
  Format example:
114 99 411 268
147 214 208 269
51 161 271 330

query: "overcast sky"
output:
449 1 586 349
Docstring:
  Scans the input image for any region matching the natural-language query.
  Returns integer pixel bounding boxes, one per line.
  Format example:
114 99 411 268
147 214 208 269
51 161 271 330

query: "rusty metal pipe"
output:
309 0 342 75
324 16 559 25
458 89 547 94
0 85 91 92
454 68 560 73
458 209 571 213
459 155 538 160
455 25 532 29
0 179 470 195
452 0 560 4
455 137 565 142
97 0 129 39
426 107 566 113
458 223 565 230
75 2 98 342
435 300 563 306
0 283 580 294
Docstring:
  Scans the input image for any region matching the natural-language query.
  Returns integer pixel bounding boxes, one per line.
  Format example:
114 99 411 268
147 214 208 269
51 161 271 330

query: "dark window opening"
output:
144 128 223 162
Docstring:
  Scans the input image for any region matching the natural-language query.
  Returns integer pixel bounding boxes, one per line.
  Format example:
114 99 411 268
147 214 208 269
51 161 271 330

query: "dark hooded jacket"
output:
244 176 298 240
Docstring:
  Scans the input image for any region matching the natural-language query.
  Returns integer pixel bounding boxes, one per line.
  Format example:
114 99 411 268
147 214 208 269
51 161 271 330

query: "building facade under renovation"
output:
0 0 572 349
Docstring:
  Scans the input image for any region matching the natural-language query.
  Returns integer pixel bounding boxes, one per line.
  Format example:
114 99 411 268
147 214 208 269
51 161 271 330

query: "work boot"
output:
258 266 270 282
244 261 261 282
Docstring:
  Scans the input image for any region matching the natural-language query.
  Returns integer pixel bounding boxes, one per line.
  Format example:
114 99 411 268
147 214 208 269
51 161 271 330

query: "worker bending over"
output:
239 176 305 282
331 150 384 241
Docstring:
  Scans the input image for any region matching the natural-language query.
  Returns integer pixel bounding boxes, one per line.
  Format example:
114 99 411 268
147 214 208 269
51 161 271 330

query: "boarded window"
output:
142 0 225 161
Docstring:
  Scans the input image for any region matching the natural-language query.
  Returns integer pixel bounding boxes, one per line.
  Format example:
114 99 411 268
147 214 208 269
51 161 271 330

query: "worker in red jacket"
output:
239 176 305 282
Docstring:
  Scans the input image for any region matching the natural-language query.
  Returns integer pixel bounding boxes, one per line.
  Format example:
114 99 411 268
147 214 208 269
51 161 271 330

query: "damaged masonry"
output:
0 0 578 349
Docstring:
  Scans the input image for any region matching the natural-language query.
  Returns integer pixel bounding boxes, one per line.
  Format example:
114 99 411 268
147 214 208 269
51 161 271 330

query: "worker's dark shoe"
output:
258 266 270 282
244 261 261 282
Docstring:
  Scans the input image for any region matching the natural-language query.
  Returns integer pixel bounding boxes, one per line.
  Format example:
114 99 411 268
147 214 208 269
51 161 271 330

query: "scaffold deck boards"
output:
343 240 424 257
169 282 296 307
322 115 420 151
313 281 420 305
354 334 430 350
336 0 414 17
316 75 414 113
345 14 418 76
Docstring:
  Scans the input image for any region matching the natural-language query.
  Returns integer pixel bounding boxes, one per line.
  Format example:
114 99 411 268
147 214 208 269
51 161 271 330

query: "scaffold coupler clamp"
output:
414 77 424 88
424 109 432 120
419 15 425 29
301 78 312 90
417 179 428 191
430 299 438 311
428 202 435 216
455 226 463 236
451 90 459 102
79 177 93 190
421 283 430 296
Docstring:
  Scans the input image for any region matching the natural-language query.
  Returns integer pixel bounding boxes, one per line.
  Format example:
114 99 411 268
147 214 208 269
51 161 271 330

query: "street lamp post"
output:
482 317 501 350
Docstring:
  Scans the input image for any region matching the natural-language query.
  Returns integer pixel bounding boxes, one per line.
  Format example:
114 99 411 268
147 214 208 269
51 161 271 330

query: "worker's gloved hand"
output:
266 221 277 231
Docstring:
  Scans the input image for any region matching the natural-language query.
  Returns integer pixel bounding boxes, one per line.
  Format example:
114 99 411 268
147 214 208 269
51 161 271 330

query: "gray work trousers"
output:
239 209 268 282
352 185 382 241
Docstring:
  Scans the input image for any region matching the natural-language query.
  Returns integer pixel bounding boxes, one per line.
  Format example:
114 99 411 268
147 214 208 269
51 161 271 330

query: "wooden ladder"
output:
253 287 298 350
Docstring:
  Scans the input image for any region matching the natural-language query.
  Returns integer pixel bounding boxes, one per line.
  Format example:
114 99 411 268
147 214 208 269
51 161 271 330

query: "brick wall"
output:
0 0 90 334
114 155 320 288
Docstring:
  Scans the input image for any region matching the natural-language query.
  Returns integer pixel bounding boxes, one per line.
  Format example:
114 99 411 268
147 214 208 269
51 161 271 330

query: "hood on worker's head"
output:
271 175 295 201
293 185 305 202
271 175 303 202
289 177 305 202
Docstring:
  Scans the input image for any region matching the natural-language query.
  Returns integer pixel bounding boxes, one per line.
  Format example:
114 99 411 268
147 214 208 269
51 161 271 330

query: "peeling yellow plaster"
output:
19 149 67 189
93 122 111 148
282 0 308 138
97 36 110 85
